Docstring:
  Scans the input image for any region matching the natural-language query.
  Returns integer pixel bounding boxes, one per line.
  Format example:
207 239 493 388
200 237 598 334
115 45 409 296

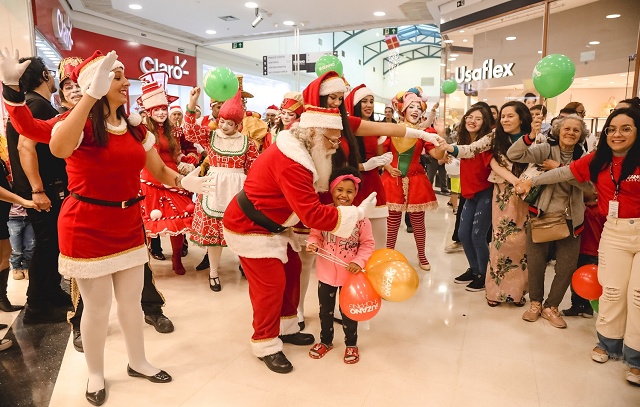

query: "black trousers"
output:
25 188 64 308
570 254 597 309
68 262 166 330
318 281 357 347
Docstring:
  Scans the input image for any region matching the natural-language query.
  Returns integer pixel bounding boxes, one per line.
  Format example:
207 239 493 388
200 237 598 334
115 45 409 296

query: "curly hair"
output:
18 57 48 92
457 105 493 146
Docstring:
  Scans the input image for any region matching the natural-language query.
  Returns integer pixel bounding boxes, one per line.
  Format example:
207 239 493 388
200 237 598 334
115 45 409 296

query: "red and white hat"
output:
138 71 179 111
302 71 347 108
280 91 304 117
218 91 244 124
266 105 279 115
57 57 83 84
71 50 123 94
344 84 373 116
169 105 182 114
400 91 425 112
298 106 343 130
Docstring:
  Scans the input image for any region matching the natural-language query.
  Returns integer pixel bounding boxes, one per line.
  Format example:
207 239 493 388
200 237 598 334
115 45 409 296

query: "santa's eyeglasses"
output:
324 135 341 148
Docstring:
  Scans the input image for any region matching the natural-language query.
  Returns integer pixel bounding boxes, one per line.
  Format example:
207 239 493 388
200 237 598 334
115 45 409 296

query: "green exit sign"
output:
383 27 398 36
232 42 244 49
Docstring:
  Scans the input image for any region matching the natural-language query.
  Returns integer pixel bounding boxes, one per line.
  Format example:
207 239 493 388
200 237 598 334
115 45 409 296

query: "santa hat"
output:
57 56 83 84
280 91 304 117
298 106 343 130
302 71 347 108
344 84 373 116
266 105 279 115
71 50 123 94
218 91 244 124
169 105 182 114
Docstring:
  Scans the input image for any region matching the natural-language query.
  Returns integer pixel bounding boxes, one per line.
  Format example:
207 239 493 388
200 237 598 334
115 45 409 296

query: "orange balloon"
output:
367 260 419 302
339 272 382 322
365 249 408 272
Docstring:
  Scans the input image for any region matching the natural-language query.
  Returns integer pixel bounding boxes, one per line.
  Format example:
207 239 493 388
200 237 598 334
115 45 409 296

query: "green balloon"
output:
590 300 599 313
315 55 343 77
203 67 239 102
532 54 576 98
442 79 457 94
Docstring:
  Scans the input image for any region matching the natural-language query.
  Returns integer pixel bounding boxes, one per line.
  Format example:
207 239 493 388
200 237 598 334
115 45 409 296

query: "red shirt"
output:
459 150 493 199
570 153 640 218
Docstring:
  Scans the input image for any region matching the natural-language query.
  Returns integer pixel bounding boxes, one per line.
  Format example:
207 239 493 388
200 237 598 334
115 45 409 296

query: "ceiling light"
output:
283 20 295 26
440 63 446 66
373 11 386 17
589 41 600 45
443 39 454 43
462 39 468 43
606 14 621 19
450 53 459 57
609 81 616 84
537 50 542 54
448 57 456 61
376 33 380 37
482 98 488 101
581 78 589 81
459 30 465 33
245 2 258 7
129 4 142 10
506 36 516 41
206 30 217 35
252 9 264 28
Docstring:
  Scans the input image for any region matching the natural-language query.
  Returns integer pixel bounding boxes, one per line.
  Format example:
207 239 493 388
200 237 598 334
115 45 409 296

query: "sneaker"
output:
465 275 485 292
626 369 640 386
12 269 24 280
445 242 463 253
522 301 542 322
591 347 609 363
541 306 567 328
454 268 474 284
561 305 593 319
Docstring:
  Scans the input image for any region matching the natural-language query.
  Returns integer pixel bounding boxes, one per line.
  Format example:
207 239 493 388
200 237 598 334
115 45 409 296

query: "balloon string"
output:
306 241 349 267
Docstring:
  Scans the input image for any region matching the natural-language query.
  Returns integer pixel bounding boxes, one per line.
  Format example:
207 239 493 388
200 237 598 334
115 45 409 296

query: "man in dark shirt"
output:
379 106 397 123
5 56 71 323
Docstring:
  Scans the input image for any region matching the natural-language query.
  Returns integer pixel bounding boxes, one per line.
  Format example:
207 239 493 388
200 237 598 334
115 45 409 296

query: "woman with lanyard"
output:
517 107 640 386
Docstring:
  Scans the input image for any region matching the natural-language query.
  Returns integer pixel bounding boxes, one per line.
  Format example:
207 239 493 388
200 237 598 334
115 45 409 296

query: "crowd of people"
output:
0 46 639 405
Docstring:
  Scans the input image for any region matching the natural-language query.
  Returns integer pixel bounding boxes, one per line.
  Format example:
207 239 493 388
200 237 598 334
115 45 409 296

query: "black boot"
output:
0 267 23 312
196 254 209 271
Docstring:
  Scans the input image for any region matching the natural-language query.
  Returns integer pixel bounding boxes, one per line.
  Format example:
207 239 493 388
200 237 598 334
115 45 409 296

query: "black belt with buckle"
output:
71 192 145 209
236 189 286 234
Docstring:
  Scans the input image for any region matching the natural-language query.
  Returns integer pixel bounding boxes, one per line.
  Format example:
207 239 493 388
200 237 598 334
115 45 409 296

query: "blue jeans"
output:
458 187 493 278
596 332 640 369
8 217 35 270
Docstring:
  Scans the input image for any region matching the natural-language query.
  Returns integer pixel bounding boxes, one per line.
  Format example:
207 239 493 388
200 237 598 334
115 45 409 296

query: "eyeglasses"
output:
324 135 341 148
604 125 635 136
464 116 483 123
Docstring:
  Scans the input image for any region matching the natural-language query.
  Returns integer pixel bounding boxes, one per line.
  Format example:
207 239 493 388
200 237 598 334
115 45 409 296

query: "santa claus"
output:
223 105 377 374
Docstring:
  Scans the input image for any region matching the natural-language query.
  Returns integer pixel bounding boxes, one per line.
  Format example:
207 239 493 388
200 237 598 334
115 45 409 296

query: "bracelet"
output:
31 190 45 194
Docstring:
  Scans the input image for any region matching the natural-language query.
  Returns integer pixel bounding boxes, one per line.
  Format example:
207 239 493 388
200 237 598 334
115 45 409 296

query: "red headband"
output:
330 174 361 195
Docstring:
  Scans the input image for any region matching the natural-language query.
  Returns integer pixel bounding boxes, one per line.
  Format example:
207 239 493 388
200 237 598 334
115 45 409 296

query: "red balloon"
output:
339 272 382 322
572 264 601 300
185 203 195 214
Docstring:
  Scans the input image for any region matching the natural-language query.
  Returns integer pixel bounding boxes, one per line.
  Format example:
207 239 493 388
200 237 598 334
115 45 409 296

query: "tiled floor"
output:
1 195 639 406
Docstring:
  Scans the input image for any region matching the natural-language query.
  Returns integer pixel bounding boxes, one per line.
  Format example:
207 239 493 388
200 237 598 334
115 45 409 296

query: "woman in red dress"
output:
137 72 199 275
381 90 443 270
262 91 304 151
0 50 211 405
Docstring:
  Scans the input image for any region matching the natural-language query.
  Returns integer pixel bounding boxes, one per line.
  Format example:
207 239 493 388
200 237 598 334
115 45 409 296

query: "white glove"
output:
180 166 215 195
404 127 441 146
362 152 393 171
177 161 196 175
84 51 117 99
356 192 377 220
0 48 31 86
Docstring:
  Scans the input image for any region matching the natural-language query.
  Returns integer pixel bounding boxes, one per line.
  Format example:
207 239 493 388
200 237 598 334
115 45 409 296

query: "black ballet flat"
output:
209 277 221 292
127 365 172 383
85 380 106 406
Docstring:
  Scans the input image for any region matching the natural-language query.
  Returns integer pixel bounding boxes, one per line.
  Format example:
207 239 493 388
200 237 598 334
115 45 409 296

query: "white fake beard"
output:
310 141 333 192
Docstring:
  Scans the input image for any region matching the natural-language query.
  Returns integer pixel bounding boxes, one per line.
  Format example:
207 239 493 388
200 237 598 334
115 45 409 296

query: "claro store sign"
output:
455 59 515 83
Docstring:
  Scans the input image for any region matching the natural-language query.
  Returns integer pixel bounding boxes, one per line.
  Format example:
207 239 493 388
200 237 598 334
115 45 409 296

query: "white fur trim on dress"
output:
142 131 156 151
59 245 148 279
280 315 299 336
332 205 359 238
275 130 318 184
52 120 84 150
251 337 283 358
224 228 301 263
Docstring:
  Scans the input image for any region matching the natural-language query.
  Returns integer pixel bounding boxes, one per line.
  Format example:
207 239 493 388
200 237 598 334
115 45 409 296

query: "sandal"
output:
344 346 359 364
514 298 527 307
309 343 333 359
486 299 500 307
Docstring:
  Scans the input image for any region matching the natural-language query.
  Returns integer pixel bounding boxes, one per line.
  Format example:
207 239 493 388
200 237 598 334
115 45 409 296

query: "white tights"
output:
207 246 223 279
76 265 159 392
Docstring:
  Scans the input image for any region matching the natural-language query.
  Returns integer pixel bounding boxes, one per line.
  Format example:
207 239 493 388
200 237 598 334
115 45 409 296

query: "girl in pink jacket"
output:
306 167 375 364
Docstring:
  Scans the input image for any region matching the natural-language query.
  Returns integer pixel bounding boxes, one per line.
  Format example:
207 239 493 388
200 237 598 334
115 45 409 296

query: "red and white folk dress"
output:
139 125 194 237
183 112 259 246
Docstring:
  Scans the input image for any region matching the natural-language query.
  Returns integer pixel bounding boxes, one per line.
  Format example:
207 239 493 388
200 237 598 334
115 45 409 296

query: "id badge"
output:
608 200 619 218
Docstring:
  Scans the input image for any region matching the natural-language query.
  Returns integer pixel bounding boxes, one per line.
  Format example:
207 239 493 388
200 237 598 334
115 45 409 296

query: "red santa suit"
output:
223 115 361 358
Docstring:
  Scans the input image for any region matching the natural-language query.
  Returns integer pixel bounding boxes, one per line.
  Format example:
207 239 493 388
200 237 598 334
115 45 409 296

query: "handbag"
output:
530 212 570 243
519 163 545 204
